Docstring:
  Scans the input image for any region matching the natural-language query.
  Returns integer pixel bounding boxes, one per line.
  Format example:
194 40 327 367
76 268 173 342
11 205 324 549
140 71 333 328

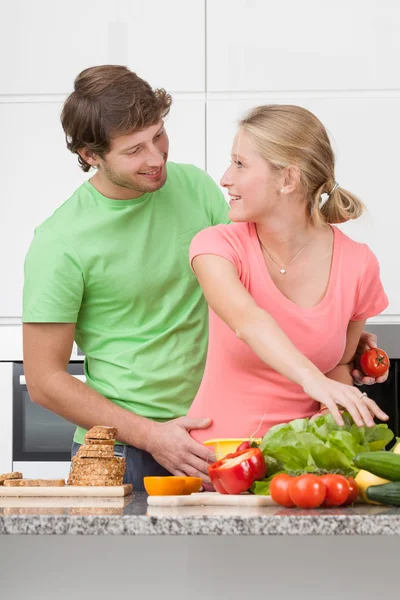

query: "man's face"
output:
96 120 169 194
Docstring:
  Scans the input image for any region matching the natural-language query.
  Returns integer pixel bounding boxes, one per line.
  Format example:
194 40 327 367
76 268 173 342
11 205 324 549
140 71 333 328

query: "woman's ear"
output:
281 165 301 194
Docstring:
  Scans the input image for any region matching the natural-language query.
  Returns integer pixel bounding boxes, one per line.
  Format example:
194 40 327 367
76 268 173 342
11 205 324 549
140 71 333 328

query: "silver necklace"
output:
256 227 314 275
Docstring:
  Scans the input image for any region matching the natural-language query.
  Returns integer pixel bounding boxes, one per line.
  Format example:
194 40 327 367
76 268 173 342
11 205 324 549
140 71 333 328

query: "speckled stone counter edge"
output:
2 514 400 535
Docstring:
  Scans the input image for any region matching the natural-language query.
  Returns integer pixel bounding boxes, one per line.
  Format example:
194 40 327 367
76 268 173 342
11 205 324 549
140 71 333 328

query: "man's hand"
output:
145 417 216 484
352 331 389 386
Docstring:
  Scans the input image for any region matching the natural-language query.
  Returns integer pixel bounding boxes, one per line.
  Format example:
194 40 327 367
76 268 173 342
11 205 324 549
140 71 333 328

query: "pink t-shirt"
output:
188 222 389 443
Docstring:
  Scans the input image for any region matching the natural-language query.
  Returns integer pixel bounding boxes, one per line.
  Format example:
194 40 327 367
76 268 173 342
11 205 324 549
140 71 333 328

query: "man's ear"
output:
281 165 301 194
77 147 98 168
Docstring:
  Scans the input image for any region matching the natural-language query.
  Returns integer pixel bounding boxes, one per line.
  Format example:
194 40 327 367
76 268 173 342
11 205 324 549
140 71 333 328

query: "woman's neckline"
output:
250 221 339 313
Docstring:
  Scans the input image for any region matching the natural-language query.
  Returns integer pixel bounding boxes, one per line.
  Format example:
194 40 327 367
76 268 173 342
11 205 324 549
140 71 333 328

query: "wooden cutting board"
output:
0 484 132 497
147 492 277 507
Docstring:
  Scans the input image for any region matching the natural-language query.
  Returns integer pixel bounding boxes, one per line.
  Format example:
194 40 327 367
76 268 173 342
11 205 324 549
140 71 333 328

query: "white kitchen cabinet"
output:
0 101 88 317
165 98 205 169
0 98 205 317
206 96 400 314
0 0 205 94
207 0 400 91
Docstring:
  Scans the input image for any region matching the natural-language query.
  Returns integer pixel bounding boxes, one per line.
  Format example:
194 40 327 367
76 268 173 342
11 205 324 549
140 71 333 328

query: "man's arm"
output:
23 323 215 481
23 323 153 447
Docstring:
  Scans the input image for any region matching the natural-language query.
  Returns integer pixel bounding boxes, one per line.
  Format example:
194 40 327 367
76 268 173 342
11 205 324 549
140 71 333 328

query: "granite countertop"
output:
1 492 400 535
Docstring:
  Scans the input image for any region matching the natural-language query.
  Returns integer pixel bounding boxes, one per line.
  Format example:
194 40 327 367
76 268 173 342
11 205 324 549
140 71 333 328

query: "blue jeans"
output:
71 442 171 492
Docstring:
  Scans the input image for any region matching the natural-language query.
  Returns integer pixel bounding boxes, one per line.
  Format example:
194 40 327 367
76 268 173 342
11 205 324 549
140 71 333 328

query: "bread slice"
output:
37 479 65 487
76 447 115 459
67 477 124 487
3 479 65 487
84 426 117 440
84 438 115 446
72 456 126 468
70 465 125 477
3 479 35 487
0 472 23 485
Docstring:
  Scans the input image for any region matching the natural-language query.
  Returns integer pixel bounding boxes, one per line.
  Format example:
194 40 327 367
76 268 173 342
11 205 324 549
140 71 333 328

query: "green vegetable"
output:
366 481 400 506
252 413 394 494
354 451 400 481
250 474 280 496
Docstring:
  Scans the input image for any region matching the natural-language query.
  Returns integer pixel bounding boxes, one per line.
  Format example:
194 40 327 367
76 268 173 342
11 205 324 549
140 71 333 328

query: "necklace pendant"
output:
280 268 286 274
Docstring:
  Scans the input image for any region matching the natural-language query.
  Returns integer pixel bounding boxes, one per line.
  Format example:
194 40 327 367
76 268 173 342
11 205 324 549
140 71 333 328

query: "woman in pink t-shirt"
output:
188 104 389 445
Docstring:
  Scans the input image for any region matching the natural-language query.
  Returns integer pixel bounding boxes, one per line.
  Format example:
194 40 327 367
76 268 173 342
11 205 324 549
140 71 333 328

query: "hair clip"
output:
319 182 339 208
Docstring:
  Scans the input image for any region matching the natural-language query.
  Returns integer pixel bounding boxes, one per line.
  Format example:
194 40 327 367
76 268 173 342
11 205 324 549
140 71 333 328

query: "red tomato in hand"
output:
270 474 295 507
289 474 326 509
360 348 390 378
342 477 359 506
319 474 350 507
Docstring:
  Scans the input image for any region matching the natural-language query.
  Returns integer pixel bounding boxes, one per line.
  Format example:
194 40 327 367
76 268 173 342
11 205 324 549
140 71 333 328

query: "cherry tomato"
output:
319 474 349 507
288 474 326 509
270 474 295 507
360 348 390 378
236 441 251 452
342 477 359 506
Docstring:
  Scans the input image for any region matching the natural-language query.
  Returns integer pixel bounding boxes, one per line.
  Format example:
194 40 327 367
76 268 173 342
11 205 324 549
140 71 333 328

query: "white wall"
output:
1 0 399 356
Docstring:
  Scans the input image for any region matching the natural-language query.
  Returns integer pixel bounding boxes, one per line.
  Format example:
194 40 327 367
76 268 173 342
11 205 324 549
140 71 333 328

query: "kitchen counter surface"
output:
1 492 400 535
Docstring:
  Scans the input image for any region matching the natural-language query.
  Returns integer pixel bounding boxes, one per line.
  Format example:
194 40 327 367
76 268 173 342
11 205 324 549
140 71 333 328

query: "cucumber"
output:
353 451 400 481
366 481 400 506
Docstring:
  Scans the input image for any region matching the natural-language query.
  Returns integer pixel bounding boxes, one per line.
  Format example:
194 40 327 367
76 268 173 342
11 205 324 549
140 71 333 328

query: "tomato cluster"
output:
270 473 358 509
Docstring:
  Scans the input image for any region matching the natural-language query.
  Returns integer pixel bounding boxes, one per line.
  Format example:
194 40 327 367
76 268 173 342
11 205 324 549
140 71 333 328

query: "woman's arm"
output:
192 254 388 427
325 320 366 385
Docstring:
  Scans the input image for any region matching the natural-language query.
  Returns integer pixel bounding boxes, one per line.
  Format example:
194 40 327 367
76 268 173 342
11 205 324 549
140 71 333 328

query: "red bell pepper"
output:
208 448 267 494
236 441 251 452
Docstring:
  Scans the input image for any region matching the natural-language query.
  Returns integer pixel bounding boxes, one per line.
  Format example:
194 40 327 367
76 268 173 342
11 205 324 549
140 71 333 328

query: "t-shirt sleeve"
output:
201 170 230 226
351 246 389 321
23 226 85 323
189 226 241 275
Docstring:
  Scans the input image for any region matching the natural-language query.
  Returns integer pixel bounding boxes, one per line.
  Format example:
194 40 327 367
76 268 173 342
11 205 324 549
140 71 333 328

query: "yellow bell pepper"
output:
355 469 390 504
392 440 400 455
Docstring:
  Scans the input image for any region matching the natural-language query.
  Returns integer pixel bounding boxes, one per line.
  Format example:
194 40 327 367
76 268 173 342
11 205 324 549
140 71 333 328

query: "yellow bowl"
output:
203 438 261 461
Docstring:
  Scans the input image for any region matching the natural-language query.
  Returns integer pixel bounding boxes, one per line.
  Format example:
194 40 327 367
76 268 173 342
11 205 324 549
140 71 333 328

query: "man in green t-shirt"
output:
23 65 229 490
23 65 386 490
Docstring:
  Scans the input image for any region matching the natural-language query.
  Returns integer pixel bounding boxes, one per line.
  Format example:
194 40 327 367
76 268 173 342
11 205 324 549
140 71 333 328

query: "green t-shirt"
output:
23 162 230 444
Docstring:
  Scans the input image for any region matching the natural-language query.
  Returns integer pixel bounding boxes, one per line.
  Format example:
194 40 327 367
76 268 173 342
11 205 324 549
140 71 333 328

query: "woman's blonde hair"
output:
239 105 363 226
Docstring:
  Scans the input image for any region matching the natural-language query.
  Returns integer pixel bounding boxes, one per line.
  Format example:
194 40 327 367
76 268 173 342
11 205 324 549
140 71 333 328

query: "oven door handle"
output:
19 375 86 385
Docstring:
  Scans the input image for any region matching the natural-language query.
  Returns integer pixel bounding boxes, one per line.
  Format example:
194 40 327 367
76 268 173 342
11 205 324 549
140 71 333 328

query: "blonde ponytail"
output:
311 183 364 227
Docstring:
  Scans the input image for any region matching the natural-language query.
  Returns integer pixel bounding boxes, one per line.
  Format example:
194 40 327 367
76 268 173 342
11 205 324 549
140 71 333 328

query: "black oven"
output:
12 361 84 461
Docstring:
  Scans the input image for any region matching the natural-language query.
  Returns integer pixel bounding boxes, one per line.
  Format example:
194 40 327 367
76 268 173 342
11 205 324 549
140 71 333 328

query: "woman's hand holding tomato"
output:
359 348 390 379
353 333 390 386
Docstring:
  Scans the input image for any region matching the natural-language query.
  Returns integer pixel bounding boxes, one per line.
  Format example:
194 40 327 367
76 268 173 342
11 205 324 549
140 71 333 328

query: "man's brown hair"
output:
61 65 172 172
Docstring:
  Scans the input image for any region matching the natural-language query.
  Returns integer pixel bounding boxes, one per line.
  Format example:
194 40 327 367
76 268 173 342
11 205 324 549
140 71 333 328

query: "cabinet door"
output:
207 0 400 92
0 0 205 94
207 96 399 313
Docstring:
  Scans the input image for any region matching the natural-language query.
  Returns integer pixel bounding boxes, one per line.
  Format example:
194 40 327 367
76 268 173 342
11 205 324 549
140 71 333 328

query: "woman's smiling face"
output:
220 128 283 223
